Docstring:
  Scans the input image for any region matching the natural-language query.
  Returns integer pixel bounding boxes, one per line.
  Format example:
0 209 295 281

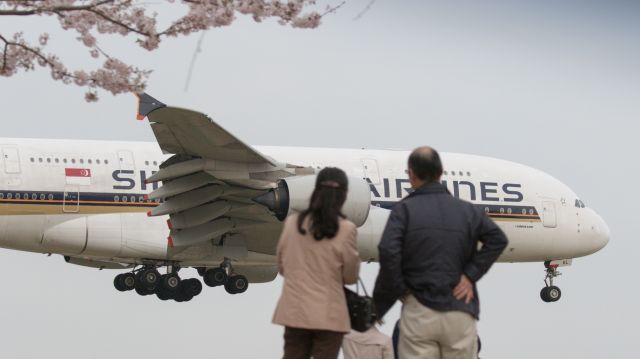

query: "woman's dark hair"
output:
297 167 349 241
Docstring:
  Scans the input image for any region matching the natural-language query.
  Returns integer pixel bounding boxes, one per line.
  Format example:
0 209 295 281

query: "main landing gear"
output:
540 261 562 303
113 259 250 302
113 266 203 302
201 258 249 295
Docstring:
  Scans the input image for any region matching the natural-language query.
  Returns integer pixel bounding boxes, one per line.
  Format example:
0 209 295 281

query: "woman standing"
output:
273 167 361 359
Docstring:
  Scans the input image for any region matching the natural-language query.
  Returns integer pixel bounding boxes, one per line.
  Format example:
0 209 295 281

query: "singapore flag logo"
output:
65 168 92 185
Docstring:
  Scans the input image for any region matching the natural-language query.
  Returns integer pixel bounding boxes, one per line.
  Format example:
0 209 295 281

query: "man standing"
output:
373 147 508 359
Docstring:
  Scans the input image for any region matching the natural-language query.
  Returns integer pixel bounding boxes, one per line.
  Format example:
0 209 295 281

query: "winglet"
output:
136 92 166 121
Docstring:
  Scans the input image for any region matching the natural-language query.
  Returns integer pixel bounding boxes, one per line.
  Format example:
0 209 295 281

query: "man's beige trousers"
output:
399 295 478 359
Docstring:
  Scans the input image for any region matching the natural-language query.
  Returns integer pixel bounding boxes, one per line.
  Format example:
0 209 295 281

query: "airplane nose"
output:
589 212 610 253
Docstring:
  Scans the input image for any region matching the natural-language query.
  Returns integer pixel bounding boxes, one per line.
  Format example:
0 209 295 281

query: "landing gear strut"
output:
540 261 562 303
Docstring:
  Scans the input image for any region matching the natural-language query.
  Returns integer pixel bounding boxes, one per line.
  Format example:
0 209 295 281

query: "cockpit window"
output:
575 199 586 208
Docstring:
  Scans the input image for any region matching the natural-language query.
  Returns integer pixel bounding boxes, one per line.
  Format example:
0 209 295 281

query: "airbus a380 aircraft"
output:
0 94 609 303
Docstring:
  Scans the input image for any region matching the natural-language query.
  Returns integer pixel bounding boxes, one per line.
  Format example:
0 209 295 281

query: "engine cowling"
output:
254 175 372 227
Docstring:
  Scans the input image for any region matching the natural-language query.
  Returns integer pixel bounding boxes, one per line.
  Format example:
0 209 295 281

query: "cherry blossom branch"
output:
0 0 338 101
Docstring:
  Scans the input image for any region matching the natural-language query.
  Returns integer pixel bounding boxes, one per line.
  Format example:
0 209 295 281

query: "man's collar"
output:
410 181 449 196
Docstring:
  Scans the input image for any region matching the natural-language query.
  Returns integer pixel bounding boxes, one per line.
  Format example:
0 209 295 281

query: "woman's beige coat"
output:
272 214 360 333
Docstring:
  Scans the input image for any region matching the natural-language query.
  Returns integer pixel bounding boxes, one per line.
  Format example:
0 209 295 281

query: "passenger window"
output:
55 158 59 163
32 194 37 200
123 196 128 202
63 158 68 164
15 193 20 199
96 159 101 164
484 207 490 213
104 160 109 165
40 194 45 200
71 159 76 164
38 158 43 163
499 208 505 214
88 159 92 164
522 208 527 215
7 193 12 199
507 208 512 214
0 193 3 199
48 194 54 200
46 158 51 163
79 159 84 164
114 195 119 202
30 158 34 163
467 171 471 176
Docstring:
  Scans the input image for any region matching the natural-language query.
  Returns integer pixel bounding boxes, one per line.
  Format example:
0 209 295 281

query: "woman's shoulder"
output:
284 213 301 229
338 218 357 234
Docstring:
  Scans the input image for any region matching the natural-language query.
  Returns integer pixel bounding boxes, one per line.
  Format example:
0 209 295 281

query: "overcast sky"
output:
0 0 638 358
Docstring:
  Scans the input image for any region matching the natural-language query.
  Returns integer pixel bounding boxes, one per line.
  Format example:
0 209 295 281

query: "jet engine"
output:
254 175 372 227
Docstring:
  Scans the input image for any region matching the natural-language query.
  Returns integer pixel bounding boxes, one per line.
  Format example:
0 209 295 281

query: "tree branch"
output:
0 35 8 74
0 0 115 16
87 8 151 37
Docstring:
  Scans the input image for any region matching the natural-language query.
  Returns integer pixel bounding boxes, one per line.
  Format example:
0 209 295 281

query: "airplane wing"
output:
136 93 313 262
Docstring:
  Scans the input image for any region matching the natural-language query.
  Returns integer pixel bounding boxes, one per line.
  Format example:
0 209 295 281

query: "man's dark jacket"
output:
373 182 508 319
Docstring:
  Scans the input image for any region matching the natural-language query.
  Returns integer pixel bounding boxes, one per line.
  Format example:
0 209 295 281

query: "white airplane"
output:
0 93 609 303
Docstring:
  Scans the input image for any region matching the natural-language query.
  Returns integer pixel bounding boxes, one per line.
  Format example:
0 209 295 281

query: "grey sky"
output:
0 0 638 358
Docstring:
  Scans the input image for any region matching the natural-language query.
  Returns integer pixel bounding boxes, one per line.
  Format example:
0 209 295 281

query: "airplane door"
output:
542 201 557 228
362 159 381 185
117 150 135 170
63 186 80 213
2 147 21 174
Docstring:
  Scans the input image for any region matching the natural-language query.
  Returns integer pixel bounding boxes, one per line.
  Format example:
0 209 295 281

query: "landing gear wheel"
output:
135 283 155 296
156 287 175 301
540 287 551 302
161 273 181 292
114 274 126 292
139 268 160 289
176 278 202 302
120 272 136 291
224 275 249 295
547 286 561 302
196 267 207 277
203 268 228 287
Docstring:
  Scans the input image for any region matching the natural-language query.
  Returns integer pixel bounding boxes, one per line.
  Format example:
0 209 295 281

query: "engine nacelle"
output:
254 175 372 227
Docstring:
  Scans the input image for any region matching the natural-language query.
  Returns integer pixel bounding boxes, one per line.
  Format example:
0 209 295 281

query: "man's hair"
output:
408 147 443 182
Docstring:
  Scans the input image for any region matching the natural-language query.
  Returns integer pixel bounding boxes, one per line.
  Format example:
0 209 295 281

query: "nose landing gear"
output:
540 261 562 303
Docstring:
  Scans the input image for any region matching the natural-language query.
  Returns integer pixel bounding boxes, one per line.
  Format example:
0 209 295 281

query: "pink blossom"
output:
0 0 335 102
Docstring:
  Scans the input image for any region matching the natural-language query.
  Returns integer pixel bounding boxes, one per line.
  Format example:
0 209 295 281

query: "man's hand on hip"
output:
453 275 474 304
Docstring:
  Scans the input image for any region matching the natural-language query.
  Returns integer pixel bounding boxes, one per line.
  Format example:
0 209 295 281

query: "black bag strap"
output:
356 277 370 297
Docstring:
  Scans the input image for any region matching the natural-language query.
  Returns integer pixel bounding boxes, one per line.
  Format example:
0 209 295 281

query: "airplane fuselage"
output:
0 138 609 267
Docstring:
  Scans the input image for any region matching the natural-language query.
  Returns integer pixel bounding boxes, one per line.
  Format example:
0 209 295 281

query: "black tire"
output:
224 275 248 295
135 283 155 296
114 274 126 292
540 287 551 302
156 287 174 301
196 267 207 277
203 268 228 287
174 282 196 302
139 268 160 289
181 278 203 297
121 273 136 291
161 273 181 292
547 286 562 302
